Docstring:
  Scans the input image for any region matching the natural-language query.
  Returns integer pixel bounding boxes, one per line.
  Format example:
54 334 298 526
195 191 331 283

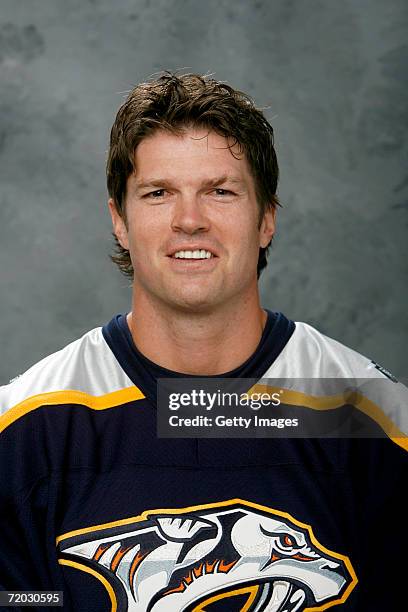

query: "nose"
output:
171 194 210 235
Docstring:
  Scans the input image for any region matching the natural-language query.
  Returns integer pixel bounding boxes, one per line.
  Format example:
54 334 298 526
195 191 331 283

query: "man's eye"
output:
214 188 233 196
148 189 166 198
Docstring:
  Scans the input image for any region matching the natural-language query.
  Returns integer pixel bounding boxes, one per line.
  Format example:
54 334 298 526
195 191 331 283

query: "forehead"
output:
132 127 252 182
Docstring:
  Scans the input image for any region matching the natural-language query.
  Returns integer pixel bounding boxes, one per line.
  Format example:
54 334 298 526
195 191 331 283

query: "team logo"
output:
57 499 357 611
371 360 398 383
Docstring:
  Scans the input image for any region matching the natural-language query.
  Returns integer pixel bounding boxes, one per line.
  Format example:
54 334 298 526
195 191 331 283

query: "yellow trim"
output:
354 394 408 451
248 384 408 452
58 558 117 612
57 498 357 611
0 387 145 434
192 584 259 611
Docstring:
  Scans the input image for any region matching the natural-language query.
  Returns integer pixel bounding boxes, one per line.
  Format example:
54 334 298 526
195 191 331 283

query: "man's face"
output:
109 127 275 313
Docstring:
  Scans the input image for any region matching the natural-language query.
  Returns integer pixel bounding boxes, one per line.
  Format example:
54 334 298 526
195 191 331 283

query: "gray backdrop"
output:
1 0 407 384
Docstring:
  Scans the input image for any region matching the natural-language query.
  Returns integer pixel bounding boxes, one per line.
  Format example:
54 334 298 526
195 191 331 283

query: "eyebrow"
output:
134 175 246 192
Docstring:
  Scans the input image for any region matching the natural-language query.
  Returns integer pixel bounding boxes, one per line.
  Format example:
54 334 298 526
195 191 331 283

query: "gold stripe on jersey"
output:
59 558 117 611
0 386 145 434
248 384 408 452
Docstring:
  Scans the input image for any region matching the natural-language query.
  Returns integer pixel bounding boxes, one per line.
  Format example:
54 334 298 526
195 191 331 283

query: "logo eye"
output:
275 533 298 552
283 535 295 547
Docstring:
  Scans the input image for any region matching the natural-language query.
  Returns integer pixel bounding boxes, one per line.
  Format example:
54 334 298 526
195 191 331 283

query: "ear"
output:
108 198 129 250
259 205 276 248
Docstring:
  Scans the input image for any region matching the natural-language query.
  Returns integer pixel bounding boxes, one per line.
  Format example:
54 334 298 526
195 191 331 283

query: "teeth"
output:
174 250 213 259
267 581 290 612
290 589 305 607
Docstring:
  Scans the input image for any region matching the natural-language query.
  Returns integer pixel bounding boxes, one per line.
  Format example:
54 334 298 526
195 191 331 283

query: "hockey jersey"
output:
0 310 407 612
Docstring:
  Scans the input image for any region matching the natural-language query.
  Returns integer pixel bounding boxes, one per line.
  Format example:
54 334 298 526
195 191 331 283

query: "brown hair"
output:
107 72 280 278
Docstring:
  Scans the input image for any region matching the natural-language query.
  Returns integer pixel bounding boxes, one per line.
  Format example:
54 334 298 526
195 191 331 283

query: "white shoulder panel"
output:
0 327 135 415
266 322 382 378
263 322 408 439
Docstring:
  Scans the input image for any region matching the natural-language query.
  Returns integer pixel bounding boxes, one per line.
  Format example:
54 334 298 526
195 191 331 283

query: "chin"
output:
169 292 220 314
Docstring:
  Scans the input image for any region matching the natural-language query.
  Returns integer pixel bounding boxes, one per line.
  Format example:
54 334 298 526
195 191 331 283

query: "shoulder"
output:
0 324 144 497
270 321 387 379
0 325 137 420
267 320 408 451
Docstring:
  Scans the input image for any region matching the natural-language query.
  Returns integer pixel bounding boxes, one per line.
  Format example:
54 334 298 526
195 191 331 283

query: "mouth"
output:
166 248 219 272
258 580 307 612
172 249 215 260
168 248 217 260
185 579 308 612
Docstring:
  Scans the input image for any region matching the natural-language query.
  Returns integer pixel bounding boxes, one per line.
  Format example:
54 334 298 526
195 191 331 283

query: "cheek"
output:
126 215 164 265
231 217 263 259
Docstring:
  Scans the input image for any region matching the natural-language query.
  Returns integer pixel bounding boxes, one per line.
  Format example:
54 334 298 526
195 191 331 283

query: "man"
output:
0 73 406 611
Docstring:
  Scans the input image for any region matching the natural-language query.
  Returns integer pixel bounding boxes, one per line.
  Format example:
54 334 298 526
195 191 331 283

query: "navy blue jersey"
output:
0 311 407 611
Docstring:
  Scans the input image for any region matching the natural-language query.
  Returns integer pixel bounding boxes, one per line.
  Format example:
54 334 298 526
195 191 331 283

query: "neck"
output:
127 294 267 375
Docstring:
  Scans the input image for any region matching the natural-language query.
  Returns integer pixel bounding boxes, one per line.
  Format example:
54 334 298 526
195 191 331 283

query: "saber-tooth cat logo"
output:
57 499 357 611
